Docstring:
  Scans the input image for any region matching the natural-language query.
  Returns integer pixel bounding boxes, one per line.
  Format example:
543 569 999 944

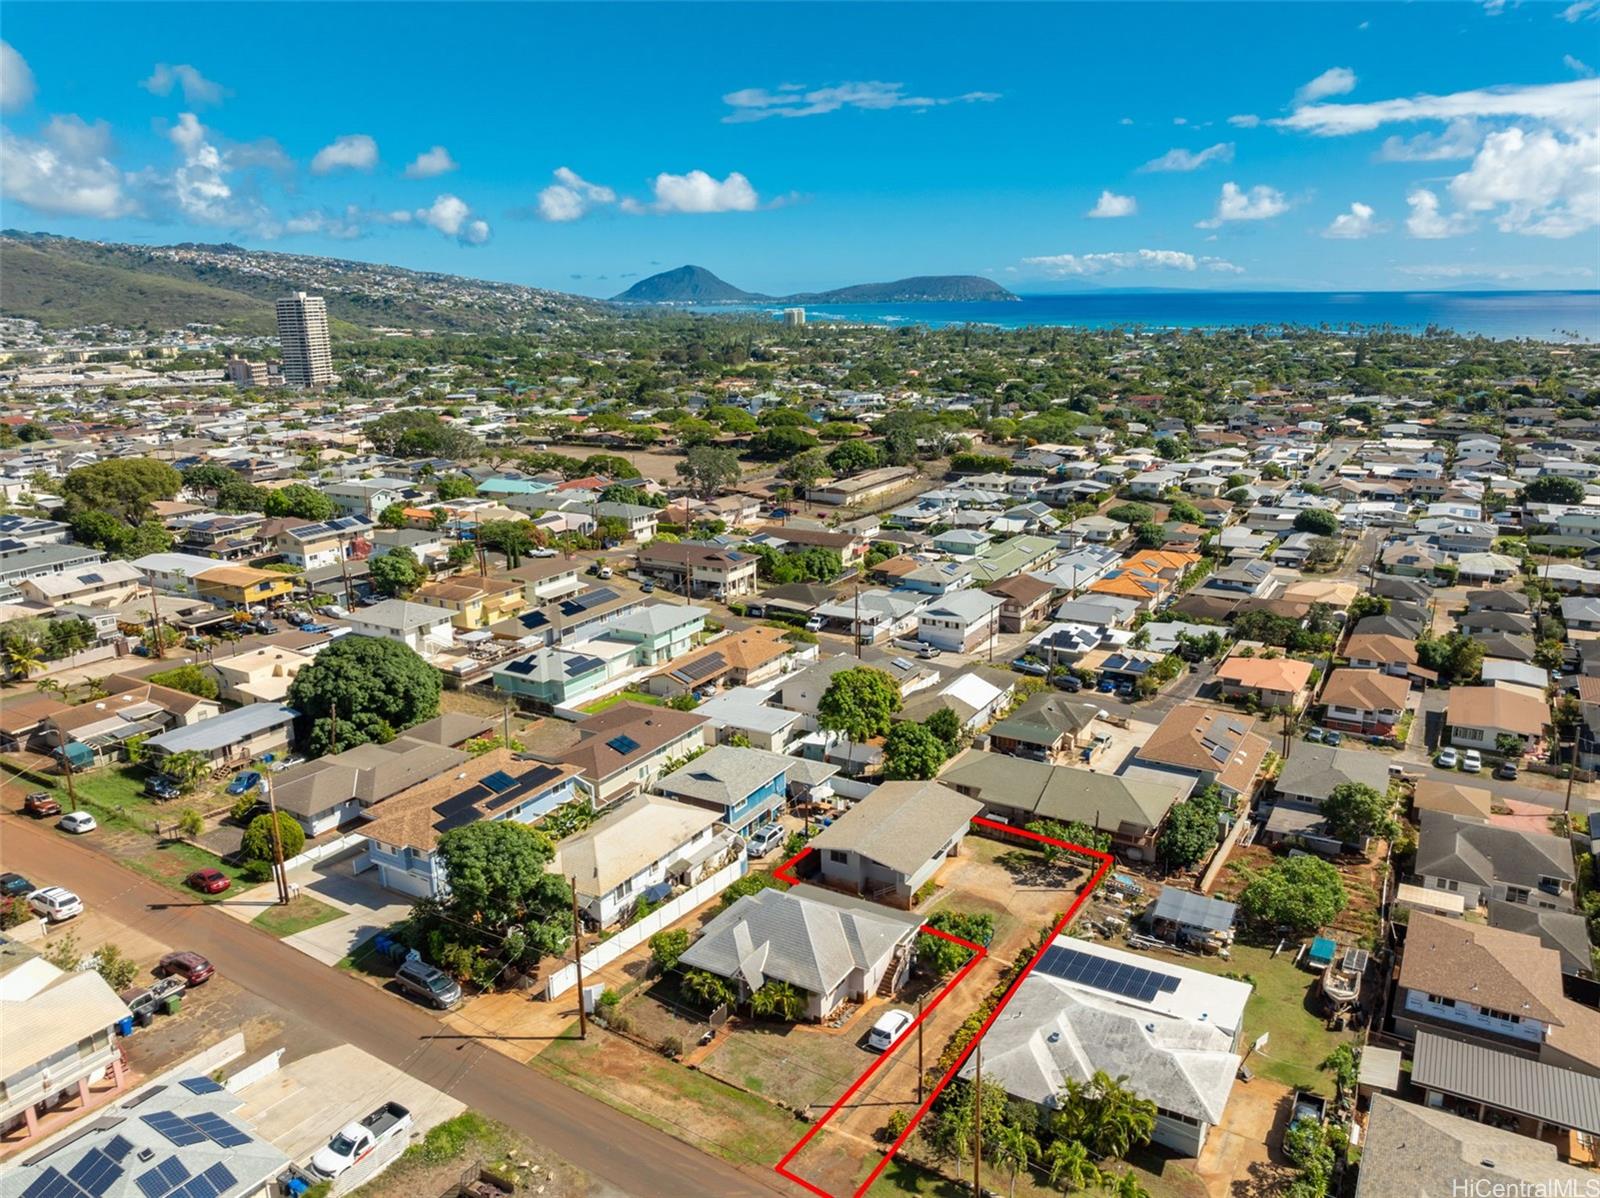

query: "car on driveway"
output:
29 886 83 922
1054 674 1083 693
1495 761 1519 780
144 775 181 800
394 957 461 1009
745 824 786 858
186 868 232 895
1324 730 1344 746
1434 748 1459 769
58 811 97 834
155 951 215 986
1 872 35 898
1461 749 1482 773
1304 728 1326 743
22 791 61 818
867 1008 914 1052
804 615 826 632
1096 678 1117 693
226 771 263 796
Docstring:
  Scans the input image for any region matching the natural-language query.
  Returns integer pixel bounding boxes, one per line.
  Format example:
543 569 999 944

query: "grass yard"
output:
251 894 344 937
579 689 664 714
1146 941 1355 1094
533 1025 815 1171
119 836 254 895
700 1020 874 1112
861 1141 1207 1198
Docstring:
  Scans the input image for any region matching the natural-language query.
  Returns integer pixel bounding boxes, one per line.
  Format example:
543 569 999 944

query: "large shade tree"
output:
286 634 441 756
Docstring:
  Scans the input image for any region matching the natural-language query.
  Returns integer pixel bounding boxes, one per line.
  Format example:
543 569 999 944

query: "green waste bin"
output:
162 994 182 1016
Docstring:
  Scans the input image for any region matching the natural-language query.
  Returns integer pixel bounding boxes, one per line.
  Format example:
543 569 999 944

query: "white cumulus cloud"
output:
1323 201 1381 238
1447 124 1600 237
621 170 762 215
1021 248 1242 277
0 113 131 217
1376 118 1482 162
1197 181 1290 227
534 167 616 221
1276 79 1598 135
142 63 226 107
1138 142 1234 172
310 133 378 174
1405 188 1475 238
1296 67 1358 105
403 145 458 179
722 81 999 122
1 40 36 112
416 193 490 244
1227 114 1261 128
1086 190 1137 218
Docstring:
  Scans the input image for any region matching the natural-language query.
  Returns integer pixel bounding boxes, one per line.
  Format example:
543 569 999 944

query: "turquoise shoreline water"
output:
684 291 1599 342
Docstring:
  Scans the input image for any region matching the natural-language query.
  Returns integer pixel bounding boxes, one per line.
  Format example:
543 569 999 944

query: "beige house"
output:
211 645 313 704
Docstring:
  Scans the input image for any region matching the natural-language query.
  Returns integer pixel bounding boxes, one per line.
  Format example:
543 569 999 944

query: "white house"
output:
916 589 1004 654
344 600 457 656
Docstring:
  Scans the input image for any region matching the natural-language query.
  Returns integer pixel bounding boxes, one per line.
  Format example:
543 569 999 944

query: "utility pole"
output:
264 776 290 905
1563 729 1580 824
503 702 513 749
147 583 166 660
329 698 340 756
571 877 588 1040
972 1037 982 1197
339 538 355 610
60 747 79 812
916 992 925 1104
854 580 862 661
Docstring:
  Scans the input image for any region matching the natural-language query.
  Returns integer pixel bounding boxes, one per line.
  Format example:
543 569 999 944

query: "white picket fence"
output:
543 857 746 1000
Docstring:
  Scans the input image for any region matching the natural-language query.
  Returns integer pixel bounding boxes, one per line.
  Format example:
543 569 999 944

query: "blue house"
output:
360 756 583 898
655 745 837 838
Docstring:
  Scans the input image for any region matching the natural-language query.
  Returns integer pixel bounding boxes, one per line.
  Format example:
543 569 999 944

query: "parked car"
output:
746 824 786 858
529 547 558 558
1304 728 1326 744
1 872 35 898
144 775 181 800
270 755 307 773
58 811 97 834
641 581 655 594
597 566 613 580
156 951 215 986
804 615 826 632
226 770 263 796
916 644 942 660
29 886 83 922
186 868 232 895
309 1103 414 1181
1054 674 1083 693
867 1008 914 1052
1096 678 1117 693
1324 730 1344 747
22 791 61 818
1461 749 1483 773
1494 761 1519 780
1434 748 1459 769
394 957 462 1009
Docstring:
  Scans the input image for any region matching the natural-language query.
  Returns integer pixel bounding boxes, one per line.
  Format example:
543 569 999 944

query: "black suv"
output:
144 775 181 800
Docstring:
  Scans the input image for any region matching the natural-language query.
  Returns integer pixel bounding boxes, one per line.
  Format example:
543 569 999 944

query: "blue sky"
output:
2 2 1597 295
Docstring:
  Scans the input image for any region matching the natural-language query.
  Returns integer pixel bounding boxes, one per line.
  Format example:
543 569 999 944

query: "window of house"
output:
828 850 848 864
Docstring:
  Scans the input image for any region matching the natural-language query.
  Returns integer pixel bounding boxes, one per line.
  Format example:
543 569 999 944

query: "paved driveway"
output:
228 851 413 965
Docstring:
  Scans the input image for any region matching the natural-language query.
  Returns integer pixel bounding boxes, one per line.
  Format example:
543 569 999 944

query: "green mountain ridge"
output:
613 264 1017 305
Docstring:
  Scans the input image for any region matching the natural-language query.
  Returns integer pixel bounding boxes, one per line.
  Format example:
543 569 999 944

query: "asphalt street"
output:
0 812 795 1198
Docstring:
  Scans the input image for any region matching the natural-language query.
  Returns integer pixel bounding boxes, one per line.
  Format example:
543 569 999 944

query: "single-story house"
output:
677 883 922 1019
1214 655 1313 710
806 781 981 907
1128 705 1269 798
1274 743 1393 808
141 702 297 767
1445 687 1547 755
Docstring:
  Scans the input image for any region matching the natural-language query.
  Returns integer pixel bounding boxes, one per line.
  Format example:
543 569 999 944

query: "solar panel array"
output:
566 587 618 613
605 734 640 755
133 1158 237 1198
22 1142 234 1198
670 653 725 684
480 771 517 794
563 653 604 677
1035 944 1182 1005
431 789 483 833
177 1077 224 1096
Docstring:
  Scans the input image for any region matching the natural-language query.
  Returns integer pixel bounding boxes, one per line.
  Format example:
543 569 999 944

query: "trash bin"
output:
136 1008 155 1028
116 1015 134 1036
162 994 182 1016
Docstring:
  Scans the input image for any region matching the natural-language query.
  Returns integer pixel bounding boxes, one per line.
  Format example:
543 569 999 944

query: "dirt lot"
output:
1211 842 1383 947
540 441 687 484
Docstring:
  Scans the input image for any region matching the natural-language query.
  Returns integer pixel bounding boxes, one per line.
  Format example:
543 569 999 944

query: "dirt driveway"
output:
1195 1077 1295 1198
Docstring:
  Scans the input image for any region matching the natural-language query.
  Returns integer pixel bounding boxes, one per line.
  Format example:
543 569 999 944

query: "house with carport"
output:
806 781 981 908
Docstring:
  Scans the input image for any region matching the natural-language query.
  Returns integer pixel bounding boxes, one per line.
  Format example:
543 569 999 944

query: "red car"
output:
156 951 214 986
185 868 231 895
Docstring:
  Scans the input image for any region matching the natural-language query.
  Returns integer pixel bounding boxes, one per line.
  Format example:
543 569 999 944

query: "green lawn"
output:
251 894 344 937
1148 941 1355 1094
120 838 253 896
579 690 664 714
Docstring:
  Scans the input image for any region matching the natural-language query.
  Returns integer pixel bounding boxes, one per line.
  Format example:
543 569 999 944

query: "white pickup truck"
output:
308 1102 412 1180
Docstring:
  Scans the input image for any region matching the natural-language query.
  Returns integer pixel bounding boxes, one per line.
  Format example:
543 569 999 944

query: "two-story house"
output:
521 701 710 808
360 753 584 899
1320 668 1410 736
1127 704 1269 799
193 564 297 610
655 744 837 838
345 600 457 657
413 575 529 631
1415 811 1576 911
274 515 374 569
916 589 1005 653
635 542 759 600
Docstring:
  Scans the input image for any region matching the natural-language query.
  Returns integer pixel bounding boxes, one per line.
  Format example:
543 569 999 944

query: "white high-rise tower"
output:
275 291 333 386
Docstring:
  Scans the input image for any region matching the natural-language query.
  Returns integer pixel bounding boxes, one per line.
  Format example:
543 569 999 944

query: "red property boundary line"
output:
770 817 1114 1198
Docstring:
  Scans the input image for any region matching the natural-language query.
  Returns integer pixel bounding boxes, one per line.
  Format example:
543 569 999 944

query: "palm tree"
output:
1044 1139 1102 1193
1100 1168 1151 1198
749 980 805 1021
990 1124 1040 1198
1085 1072 1156 1161
4 637 44 679
681 968 735 1011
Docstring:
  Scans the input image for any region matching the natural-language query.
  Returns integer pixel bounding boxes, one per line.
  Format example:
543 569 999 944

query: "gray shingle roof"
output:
1274 743 1393 803
1416 810 1575 894
807 781 981 877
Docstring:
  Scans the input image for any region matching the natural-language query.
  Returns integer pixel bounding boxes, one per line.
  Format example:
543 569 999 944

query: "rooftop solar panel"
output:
189 1112 250 1148
670 653 725 683
481 770 517 794
103 1136 134 1163
67 1148 123 1197
1035 944 1180 1005
432 789 484 833
141 1112 206 1147
177 1076 224 1095
568 587 618 612
605 734 640 755
20 1167 75 1198
563 654 604 676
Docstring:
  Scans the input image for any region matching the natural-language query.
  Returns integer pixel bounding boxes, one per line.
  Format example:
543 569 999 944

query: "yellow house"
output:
194 564 297 608
413 575 529 631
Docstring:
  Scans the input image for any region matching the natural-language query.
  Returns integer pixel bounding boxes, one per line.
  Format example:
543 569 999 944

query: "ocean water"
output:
691 291 1600 342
